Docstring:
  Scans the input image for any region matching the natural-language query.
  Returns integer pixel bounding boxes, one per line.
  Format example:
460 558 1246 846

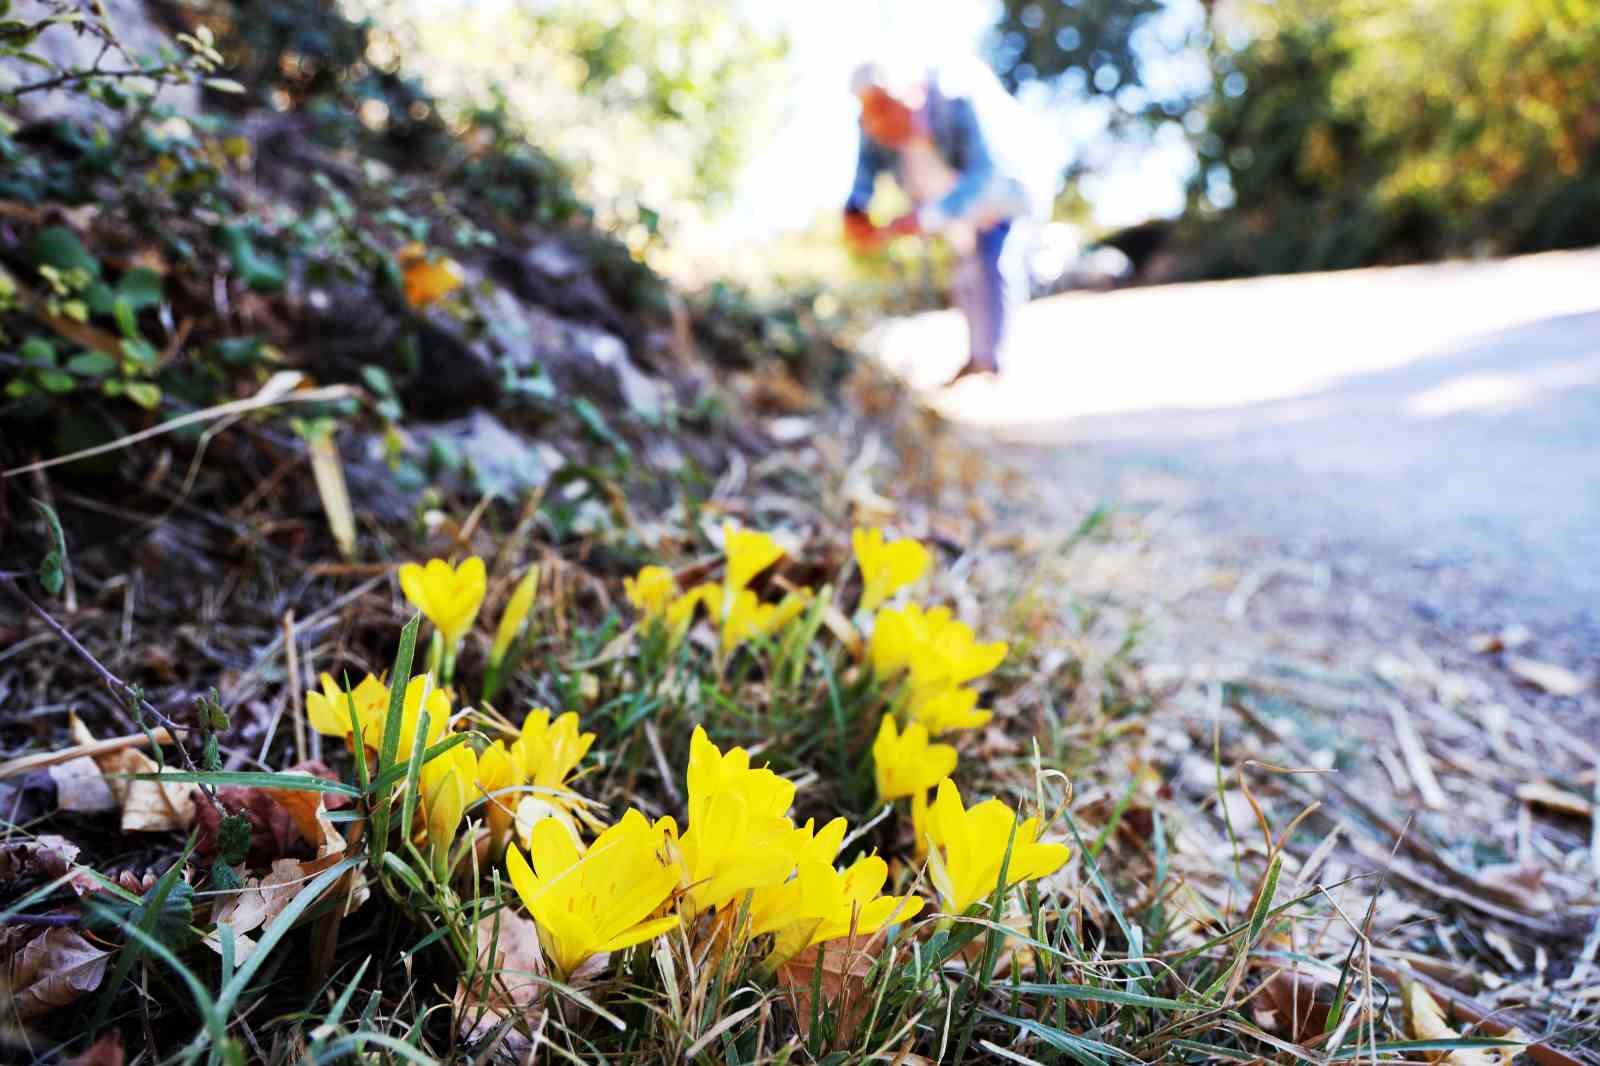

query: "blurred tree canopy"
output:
988 0 1167 98
1180 0 1600 276
350 0 788 252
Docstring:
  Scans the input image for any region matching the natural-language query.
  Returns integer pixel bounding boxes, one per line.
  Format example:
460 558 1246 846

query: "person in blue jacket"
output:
845 58 1058 382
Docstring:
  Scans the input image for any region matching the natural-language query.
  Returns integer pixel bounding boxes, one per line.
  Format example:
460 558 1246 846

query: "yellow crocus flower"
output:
744 817 847 936
488 567 540 667
919 612 1008 689
393 674 451 762
872 716 957 802
624 565 678 620
506 810 682 979
398 556 487 648
304 672 390 745
721 523 784 592
908 684 993 735
678 726 800 912
513 708 594 790
911 785 935 858
869 604 1008 691
923 779 1070 915
719 587 812 656
420 742 477 874
476 739 520 844
398 243 465 309
684 725 794 827
751 854 924 966
852 527 932 615
800 855 923 947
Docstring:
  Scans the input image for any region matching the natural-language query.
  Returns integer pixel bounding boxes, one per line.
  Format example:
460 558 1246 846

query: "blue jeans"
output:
954 220 1030 372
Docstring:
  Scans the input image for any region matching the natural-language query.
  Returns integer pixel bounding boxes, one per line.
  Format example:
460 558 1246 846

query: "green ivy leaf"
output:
36 368 74 393
112 295 139 339
214 336 264 366
29 225 100 278
19 336 55 367
116 266 163 310
124 381 163 410
120 336 158 366
360 364 395 397
85 880 196 950
66 351 117 377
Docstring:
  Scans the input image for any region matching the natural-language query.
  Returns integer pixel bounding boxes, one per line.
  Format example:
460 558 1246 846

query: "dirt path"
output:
875 253 1600 1055
874 248 1600 674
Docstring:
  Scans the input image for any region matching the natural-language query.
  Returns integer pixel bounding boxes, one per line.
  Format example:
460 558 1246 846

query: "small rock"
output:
481 288 667 418
410 412 558 501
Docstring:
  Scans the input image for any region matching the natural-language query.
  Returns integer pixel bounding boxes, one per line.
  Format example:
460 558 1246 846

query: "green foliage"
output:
1181 0 1600 275
30 498 66 596
989 0 1167 98
368 0 789 242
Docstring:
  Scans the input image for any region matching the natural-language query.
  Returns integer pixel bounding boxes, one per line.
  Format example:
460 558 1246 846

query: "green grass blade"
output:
1327 1038 1526 1060
1004 982 1208 1012
369 614 421 868
122 771 359 796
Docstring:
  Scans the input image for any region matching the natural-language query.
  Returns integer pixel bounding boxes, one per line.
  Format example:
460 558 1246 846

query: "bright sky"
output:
719 0 1211 244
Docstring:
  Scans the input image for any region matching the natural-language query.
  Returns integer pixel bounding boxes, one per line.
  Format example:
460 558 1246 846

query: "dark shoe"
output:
945 358 996 385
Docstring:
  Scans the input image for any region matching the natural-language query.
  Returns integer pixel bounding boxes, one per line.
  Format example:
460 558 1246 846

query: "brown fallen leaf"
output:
0 834 82 883
206 858 314 962
195 787 301 865
1258 969 1335 1042
65 1032 125 1066
71 718 198 832
775 932 883 1043
50 756 118 813
195 762 352 865
4 926 111 1019
1404 977 1524 1064
1505 656 1587 697
457 909 547 1058
205 804 367 963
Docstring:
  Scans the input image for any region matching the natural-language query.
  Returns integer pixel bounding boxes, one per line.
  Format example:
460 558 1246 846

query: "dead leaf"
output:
1516 782 1593 819
71 719 198 832
775 932 883 1042
4 927 110 1019
458 909 547 1058
196 763 350 865
1257 970 1334 1042
65 1032 125 1066
1505 656 1587 697
50 757 118 813
1404 977 1524 1064
205 858 312 962
0 834 81 883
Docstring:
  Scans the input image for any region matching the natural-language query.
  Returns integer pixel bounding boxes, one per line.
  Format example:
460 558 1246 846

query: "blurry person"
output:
845 58 1058 382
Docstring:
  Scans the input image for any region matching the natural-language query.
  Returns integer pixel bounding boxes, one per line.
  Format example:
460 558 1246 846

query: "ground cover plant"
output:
3 2 1597 1064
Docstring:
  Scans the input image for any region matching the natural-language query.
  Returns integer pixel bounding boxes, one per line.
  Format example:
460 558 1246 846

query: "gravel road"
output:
874 249 1600 669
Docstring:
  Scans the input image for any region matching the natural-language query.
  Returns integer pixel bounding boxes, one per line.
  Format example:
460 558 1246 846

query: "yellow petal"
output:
489 567 540 665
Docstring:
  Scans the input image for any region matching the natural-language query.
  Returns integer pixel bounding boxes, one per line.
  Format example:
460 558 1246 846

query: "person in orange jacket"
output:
844 58 1058 383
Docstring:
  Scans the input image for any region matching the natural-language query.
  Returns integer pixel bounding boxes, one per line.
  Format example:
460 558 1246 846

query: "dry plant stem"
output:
1 575 220 811
284 611 307 764
0 727 175 780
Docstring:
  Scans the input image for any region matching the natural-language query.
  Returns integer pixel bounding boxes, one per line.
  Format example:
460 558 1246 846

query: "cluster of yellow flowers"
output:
305 664 592 875
302 524 1066 986
625 524 812 658
501 726 926 978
